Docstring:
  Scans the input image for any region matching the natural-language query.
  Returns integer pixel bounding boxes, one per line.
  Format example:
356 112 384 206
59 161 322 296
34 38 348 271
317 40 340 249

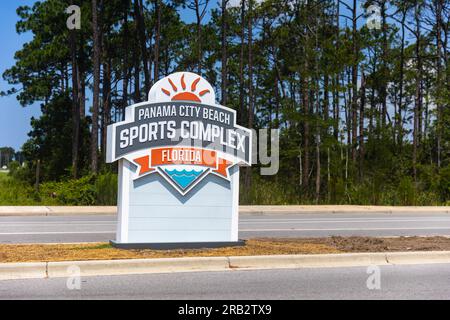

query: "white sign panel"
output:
106 72 252 248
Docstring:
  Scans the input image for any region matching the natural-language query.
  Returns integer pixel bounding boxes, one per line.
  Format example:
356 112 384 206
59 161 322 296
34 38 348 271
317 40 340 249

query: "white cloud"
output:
226 0 241 8
226 0 264 9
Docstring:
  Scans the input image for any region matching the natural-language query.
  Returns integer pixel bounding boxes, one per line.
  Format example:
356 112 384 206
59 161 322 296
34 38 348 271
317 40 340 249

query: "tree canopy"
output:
2 0 450 205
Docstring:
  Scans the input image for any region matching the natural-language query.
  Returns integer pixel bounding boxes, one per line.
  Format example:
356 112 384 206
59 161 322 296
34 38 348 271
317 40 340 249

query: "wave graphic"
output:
164 168 206 189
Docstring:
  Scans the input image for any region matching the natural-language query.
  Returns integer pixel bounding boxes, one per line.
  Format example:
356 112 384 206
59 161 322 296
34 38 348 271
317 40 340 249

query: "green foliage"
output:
438 166 450 202
38 173 118 206
40 175 97 205
2 0 449 207
241 166 445 206
241 175 303 205
7 161 20 175
8 161 35 185
94 172 118 205
0 172 41 205
20 93 90 182
0 173 118 206
397 176 416 206
75 243 113 250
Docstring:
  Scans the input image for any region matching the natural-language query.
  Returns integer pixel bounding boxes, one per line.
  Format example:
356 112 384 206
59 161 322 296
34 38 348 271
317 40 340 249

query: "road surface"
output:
0 263 449 299
0 213 450 243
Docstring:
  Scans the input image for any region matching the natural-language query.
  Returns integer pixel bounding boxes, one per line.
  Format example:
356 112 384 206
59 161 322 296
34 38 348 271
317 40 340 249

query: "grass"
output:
2 237 450 263
1 171 446 206
0 172 41 205
0 172 116 206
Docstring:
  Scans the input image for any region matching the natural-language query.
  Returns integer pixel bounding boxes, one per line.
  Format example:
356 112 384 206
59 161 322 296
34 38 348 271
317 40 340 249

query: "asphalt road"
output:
1 212 450 243
1 263 450 299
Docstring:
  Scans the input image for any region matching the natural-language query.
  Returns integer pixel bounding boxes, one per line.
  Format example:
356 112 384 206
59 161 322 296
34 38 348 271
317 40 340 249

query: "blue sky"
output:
0 0 40 150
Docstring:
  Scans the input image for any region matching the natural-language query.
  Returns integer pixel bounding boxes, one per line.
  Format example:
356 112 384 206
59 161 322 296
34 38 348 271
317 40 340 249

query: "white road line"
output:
2 218 449 225
240 219 450 224
240 227 450 232
0 231 115 235
240 217 450 222
0 222 115 225
243 216 450 220
1 227 450 235
0 224 115 227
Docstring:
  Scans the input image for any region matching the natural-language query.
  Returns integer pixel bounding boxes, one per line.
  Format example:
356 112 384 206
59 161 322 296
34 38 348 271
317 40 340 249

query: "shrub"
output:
241 175 302 205
95 172 118 205
438 166 450 202
0 172 41 205
7 161 20 175
40 175 97 205
398 176 416 206
8 161 35 184
38 173 118 206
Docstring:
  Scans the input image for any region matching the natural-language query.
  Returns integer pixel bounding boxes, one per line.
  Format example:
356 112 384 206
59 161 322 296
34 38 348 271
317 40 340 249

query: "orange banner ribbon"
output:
133 147 233 179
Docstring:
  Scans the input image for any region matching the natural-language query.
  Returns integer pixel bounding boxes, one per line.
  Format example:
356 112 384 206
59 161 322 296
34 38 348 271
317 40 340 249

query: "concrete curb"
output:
0 206 116 216
0 205 449 216
228 253 389 269
239 205 450 215
0 206 51 216
0 262 47 280
47 257 229 278
385 251 450 265
1 251 450 281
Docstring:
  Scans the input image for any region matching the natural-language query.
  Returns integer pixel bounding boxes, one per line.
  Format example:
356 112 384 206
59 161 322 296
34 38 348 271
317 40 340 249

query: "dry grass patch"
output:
0 239 340 263
2 236 450 263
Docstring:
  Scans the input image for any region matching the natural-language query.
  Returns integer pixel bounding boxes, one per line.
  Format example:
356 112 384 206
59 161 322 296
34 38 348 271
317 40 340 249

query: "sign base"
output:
110 240 246 250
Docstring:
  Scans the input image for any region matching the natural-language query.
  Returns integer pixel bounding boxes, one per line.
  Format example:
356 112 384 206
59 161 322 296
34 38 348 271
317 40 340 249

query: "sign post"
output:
107 72 252 249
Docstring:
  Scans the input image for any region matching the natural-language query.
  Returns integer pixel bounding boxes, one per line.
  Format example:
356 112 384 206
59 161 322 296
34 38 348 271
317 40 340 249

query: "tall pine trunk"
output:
359 72 366 180
380 1 388 127
221 0 228 105
238 0 246 125
351 0 358 165
413 2 422 183
91 0 101 174
135 0 150 93
397 8 406 149
154 0 161 81
333 0 340 141
101 57 111 157
69 25 80 179
244 0 254 197
122 0 130 120
436 0 443 168
302 69 310 190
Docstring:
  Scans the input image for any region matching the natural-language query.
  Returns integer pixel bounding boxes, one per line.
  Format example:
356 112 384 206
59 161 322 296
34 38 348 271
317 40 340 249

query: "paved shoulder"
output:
1 213 450 243
1 264 449 299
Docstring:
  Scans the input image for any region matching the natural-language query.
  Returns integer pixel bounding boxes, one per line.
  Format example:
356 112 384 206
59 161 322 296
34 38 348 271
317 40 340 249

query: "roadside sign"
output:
107 72 252 248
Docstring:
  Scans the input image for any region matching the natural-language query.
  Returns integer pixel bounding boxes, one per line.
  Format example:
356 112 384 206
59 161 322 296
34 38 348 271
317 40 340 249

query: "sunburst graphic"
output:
161 74 210 103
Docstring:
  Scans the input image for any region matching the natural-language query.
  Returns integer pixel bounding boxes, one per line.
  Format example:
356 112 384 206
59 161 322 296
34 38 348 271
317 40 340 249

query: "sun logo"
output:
161 74 211 103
